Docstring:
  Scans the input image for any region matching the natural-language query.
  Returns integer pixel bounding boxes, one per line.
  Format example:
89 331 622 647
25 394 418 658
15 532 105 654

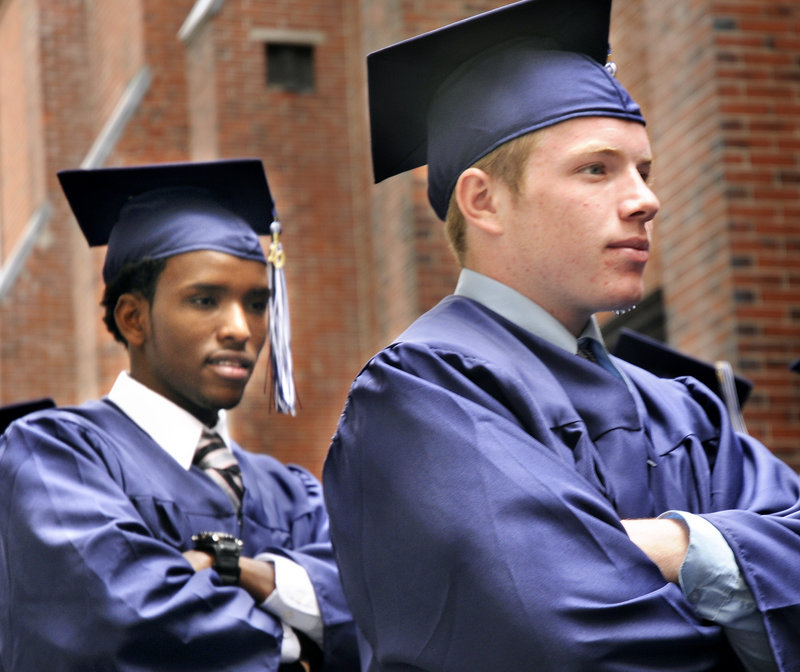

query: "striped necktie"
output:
193 428 245 513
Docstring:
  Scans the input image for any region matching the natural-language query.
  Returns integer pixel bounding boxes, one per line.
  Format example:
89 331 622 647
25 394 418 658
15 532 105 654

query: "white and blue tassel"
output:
267 218 296 415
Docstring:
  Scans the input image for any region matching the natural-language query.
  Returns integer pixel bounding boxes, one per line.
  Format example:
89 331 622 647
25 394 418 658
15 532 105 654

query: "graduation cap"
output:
790 357 800 375
368 0 644 220
0 398 55 434
57 159 297 415
612 328 752 432
57 159 274 284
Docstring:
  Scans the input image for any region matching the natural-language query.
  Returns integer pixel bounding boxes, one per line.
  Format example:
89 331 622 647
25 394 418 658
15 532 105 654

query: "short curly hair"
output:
100 258 167 345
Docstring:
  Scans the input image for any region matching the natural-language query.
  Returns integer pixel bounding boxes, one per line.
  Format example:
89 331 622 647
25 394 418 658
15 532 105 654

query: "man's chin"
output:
202 384 249 413
215 392 248 411
611 286 644 312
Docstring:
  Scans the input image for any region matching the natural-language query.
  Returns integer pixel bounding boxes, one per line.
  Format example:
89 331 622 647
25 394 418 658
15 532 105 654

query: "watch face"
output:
192 532 243 584
192 531 243 549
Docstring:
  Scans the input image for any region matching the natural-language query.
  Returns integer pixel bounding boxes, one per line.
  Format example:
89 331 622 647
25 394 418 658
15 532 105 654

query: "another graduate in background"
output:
323 1 799 670
0 159 358 671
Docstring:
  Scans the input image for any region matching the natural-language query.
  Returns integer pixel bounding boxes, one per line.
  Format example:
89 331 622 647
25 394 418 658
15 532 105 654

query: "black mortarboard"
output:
0 398 55 434
57 159 275 284
368 0 644 220
790 357 800 375
611 328 753 408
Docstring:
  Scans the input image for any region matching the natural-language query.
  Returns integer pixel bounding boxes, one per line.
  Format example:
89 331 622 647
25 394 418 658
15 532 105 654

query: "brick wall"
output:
714 1 800 464
1 0 798 475
0 0 46 260
362 0 507 344
1 0 90 407
203 0 369 470
611 0 800 467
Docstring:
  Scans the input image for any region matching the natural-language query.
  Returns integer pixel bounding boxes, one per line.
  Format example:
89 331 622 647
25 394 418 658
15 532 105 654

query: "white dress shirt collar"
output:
107 371 232 470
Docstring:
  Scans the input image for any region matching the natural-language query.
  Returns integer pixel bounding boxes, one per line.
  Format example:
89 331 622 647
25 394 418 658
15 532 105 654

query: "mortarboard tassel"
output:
267 218 297 415
715 360 747 435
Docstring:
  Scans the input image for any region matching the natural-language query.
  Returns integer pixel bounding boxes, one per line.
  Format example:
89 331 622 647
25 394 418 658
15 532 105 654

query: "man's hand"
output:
239 556 276 603
183 551 317 666
621 517 689 584
183 549 214 572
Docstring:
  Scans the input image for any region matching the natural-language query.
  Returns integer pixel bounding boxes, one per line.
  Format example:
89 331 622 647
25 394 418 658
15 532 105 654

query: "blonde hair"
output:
444 130 543 266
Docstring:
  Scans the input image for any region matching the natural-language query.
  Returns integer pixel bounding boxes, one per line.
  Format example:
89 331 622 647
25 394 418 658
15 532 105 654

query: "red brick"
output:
1 0 798 475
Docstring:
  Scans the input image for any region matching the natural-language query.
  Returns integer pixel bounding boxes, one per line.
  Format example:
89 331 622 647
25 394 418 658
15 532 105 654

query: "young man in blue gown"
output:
0 159 357 671
323 1 798 670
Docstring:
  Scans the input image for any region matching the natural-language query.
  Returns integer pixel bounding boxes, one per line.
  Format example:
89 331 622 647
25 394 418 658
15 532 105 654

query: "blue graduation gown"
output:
323 295 800 671
0 399 358 671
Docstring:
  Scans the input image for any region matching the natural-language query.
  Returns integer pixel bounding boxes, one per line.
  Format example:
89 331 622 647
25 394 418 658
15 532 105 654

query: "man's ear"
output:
453 167 505 236
114 293 149 348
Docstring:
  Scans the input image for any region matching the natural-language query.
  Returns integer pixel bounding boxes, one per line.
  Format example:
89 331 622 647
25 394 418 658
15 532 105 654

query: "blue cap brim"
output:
0 398 55 433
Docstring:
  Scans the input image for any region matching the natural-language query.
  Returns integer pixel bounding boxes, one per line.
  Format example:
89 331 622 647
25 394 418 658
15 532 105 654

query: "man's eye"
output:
191 296 216 307
579 163 606 175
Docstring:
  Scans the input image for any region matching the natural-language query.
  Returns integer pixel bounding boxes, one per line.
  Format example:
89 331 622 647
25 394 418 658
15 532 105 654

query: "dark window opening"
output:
266 43 314 93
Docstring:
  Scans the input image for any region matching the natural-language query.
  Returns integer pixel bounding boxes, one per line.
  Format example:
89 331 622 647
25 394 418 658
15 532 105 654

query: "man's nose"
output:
623 172 660 223
218 302 251 343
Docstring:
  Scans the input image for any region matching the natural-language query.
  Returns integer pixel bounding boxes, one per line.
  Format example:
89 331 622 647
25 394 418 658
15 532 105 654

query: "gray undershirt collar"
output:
454 268 604 355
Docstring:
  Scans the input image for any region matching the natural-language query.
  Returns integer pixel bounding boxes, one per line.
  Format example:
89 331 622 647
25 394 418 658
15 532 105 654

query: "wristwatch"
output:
191 531 244 585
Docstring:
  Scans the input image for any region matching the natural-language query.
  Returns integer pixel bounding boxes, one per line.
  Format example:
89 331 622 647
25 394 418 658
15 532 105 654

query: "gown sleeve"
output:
0 409 357 671
246 457 360 671
324 340 800 671
643 374 800 672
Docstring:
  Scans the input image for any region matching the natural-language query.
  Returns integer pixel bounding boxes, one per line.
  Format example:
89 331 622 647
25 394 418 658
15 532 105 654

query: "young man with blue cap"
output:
0 159 358 671
323 1 800 670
